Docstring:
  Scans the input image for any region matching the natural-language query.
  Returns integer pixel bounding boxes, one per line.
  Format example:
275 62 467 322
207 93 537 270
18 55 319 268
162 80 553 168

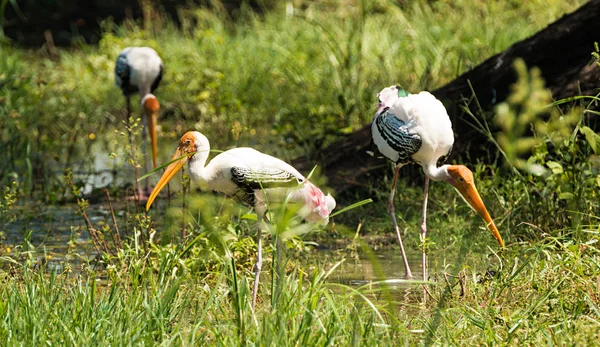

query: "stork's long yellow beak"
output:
148 110 158 169
143 96 160 169
146 148 188 211
457 183 504 248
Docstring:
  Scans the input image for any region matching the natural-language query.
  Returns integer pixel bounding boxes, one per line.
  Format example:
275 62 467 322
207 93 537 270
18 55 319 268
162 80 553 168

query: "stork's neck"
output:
423 163 452 183
188 150 211 183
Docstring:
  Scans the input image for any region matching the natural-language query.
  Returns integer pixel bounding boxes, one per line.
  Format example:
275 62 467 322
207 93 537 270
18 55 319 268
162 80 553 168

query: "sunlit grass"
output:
0 0 586 196
1 0 599 345
2 231 600 345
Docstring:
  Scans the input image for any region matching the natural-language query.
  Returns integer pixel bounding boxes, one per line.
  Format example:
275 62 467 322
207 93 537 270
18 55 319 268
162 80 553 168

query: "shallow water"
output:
2 202 426 298
3 134 426 295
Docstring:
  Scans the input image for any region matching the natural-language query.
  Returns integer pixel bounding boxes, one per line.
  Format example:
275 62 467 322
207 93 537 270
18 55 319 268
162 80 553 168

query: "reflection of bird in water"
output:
371 85 504 283
146 131 336 309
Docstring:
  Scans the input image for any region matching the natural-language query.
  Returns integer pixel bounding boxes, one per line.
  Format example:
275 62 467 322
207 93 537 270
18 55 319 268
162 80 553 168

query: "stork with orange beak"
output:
146 131 336 309
115 47 163 199
371 85 504 282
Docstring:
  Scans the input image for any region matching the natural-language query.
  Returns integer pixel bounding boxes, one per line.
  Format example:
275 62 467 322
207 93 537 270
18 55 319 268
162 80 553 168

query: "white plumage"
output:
183 132 336 221
115 47 163 97
371 85 503 283
372 88 454 166
146 131 336 308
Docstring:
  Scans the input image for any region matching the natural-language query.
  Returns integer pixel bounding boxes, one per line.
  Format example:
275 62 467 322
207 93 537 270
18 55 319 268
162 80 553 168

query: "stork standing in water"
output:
145 131 336 309
371 85 504 282
115 47 164 199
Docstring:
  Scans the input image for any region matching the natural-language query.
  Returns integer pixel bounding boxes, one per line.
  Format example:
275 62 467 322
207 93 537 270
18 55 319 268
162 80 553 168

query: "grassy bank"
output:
1 234 599 345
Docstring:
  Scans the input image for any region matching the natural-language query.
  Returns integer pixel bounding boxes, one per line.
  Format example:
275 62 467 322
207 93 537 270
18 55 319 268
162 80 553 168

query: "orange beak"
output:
145 148 188 211
456 183 504 248
143 97 160 169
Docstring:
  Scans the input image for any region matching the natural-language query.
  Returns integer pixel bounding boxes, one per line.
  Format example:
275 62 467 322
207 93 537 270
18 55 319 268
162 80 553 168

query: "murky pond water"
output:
2 202 425 299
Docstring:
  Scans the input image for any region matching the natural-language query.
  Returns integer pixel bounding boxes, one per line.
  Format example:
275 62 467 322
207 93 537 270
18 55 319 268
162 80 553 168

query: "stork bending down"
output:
371 85 504 282
115 46 164 199
145 131 336 309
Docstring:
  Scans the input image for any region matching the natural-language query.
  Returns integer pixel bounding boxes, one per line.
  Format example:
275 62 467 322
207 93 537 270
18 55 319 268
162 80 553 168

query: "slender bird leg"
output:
252 216 264 310
421 177 430 303
388 165 413 279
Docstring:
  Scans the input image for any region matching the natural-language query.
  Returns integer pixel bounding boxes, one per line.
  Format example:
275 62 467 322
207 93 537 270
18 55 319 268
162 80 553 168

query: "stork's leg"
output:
388 165 413 279
125 94 131 123
421 177 430 302
252 216 264 310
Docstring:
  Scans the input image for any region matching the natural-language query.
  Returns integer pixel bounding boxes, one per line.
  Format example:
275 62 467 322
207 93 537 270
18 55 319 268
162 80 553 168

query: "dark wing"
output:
230 166 301 206
437 145 453 167
231 166 300 190
151 63 163 93
115 53 136 95
374 107 422 163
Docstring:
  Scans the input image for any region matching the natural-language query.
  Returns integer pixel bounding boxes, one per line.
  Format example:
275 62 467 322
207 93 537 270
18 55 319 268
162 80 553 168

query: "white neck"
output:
423 163 451 182
188 149 211 183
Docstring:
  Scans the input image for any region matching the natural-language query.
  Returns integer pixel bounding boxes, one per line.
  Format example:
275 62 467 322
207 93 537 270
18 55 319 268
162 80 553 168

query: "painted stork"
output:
371 85 504 281
145 131 336 308
114 46 164 199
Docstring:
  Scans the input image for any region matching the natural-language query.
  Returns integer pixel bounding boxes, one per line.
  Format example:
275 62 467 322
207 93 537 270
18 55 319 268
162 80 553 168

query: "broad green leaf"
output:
580 126 600 154
558 192 574 200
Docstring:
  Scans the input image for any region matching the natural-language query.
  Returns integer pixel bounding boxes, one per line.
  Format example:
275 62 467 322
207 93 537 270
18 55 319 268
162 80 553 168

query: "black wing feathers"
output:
231 166 299 191
230 166 301 207
115 53 136 95
151 63 163 93
375 107 422 163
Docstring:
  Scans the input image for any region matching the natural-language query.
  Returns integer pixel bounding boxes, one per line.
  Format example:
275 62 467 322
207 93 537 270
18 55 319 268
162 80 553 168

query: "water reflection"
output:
312 248 428 304
3 201 430 305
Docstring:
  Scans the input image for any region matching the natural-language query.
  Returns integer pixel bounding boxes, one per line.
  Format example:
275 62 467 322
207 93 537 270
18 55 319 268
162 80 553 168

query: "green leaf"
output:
558 192 574 200
580 126 600 154
241 213 257 221
329 198 373 218
546 161 563 174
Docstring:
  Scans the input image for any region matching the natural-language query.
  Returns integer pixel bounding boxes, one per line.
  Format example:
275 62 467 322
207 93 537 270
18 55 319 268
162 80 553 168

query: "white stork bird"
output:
115 46 164 199
371 85 504 281
145 131 336 308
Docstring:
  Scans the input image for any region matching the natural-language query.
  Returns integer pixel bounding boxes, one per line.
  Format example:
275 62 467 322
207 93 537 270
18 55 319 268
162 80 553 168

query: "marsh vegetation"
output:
1 0 599 344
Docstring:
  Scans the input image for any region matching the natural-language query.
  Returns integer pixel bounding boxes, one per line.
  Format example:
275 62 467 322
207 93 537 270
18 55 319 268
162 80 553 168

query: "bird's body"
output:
114 47 164 199
115 47 163 97
188 145 335 222
372 90 453 169
146 131 336 307
371 85 503 283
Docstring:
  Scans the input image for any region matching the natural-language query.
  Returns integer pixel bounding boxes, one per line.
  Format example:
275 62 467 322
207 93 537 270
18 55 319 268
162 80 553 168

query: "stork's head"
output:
142 94 161 169
146 131 209 211
377 85 409 109
446 165 504 248
178 131 210 155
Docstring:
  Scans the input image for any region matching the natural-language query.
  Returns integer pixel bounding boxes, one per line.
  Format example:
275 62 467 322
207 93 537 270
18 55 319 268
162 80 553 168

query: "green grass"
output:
1 231 600 345
0 0 586 196
1 0 600 345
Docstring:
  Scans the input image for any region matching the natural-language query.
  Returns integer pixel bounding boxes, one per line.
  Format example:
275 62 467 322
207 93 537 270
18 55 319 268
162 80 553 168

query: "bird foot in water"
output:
126 194 148 203
125 188 151 203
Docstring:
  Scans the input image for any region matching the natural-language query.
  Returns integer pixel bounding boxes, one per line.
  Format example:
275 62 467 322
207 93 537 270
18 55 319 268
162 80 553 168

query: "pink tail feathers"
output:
293 181 336 223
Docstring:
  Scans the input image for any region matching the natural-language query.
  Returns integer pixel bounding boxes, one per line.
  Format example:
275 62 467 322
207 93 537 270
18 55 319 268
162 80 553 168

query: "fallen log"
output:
293 0 600 192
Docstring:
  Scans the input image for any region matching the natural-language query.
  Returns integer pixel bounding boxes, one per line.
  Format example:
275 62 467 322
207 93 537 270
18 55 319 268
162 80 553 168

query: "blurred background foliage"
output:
1 0 588 201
